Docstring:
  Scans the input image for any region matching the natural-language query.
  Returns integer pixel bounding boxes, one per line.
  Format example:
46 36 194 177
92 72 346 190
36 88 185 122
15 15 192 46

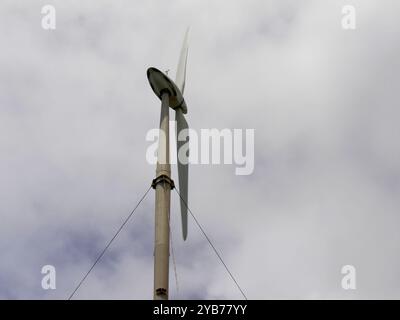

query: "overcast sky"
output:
1 0 400 299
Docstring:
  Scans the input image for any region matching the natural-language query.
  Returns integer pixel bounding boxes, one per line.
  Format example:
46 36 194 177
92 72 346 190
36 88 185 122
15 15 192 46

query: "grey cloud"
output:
1 0 400 299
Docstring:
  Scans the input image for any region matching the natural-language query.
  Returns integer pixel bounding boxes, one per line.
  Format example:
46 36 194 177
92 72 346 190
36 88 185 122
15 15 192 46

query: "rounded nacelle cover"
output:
147 67 187 114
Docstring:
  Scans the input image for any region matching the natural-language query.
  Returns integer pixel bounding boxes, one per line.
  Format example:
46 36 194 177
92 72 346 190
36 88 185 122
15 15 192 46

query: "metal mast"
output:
152 91 174 300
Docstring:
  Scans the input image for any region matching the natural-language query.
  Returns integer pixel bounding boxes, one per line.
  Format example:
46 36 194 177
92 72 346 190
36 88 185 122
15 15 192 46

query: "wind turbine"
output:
147 29 190 300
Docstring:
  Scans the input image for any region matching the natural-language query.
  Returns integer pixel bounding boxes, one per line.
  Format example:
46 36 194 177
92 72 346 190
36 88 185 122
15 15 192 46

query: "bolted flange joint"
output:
151 174 175 190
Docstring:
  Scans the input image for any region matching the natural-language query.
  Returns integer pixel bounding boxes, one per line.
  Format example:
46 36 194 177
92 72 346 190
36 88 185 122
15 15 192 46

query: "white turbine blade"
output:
175 28 190 95
175 108 189 240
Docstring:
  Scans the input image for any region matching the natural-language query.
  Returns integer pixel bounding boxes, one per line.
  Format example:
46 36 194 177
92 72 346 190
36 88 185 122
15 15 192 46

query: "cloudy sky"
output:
1 0 400 299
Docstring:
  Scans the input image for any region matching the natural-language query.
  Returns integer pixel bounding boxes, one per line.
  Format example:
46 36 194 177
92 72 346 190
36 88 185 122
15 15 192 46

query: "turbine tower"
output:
147 29 190 300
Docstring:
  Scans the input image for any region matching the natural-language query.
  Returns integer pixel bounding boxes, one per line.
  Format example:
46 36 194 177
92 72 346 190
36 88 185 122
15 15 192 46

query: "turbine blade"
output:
175 28 190 95
175 108 189 240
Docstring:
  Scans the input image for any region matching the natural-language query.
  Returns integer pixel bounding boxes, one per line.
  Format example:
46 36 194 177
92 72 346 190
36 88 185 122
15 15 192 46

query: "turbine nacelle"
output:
147 67 187 114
